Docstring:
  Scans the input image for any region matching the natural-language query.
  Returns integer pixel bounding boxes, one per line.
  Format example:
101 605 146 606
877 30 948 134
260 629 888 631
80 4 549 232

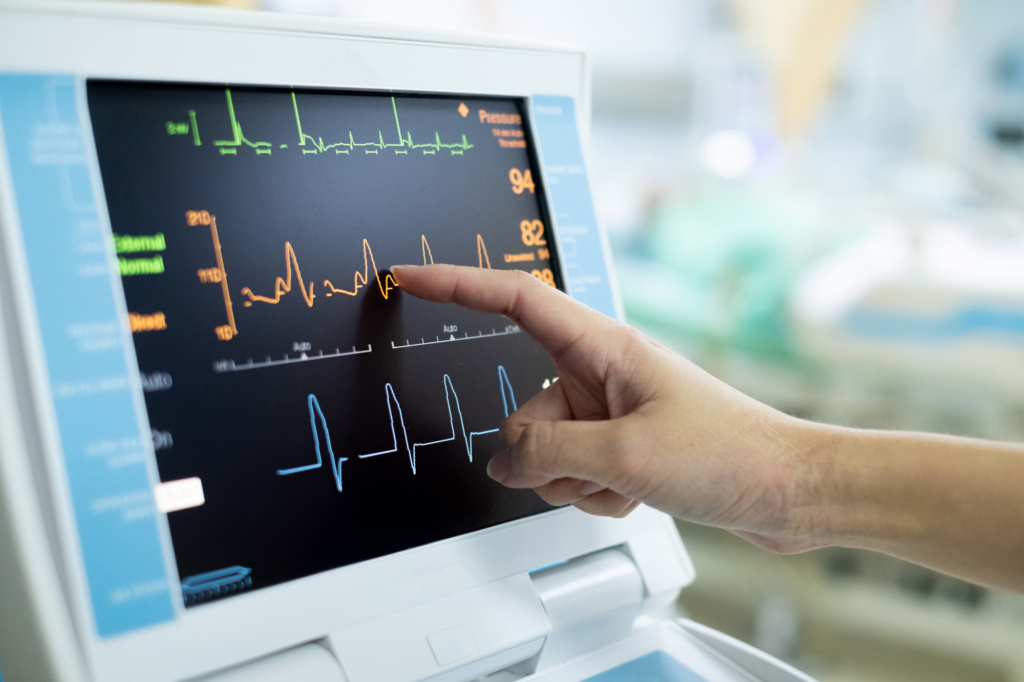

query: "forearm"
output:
796 421 1024 591
393 265 1024 590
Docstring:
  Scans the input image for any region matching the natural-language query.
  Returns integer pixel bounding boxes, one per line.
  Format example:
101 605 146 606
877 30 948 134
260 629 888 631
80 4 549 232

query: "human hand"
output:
392 264 825 554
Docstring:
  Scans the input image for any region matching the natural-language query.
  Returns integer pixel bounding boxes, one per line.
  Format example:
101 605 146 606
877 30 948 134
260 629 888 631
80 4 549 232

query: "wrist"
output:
781 421 918 553
770 415 847 552
722 408 841 554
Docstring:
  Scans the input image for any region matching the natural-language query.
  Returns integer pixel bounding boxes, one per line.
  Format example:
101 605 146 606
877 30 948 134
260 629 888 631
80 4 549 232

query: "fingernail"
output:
390 264 416 283
487 450 511 483
580 480 604 496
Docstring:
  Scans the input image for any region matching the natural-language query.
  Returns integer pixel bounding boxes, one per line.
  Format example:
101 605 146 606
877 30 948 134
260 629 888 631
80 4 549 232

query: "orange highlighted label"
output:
478 110 522 125
185 210 212 226
197 268 223 283
130 312 167 332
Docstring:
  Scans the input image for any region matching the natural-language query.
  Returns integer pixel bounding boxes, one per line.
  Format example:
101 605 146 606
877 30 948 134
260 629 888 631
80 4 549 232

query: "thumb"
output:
487 418 635 492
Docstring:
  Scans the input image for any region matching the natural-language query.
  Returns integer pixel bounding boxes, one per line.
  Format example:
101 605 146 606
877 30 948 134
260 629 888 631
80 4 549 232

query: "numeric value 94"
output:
509 168 535 194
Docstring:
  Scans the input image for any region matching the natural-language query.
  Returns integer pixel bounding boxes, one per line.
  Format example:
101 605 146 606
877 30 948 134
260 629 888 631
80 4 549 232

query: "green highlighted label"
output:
119 255 164 276
166 121 189 135
114 233 166 254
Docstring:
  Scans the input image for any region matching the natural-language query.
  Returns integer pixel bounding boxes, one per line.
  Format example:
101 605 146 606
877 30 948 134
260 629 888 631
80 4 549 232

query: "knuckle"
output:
604 423 631 465
622 324 650 345
508 270 536 318
536 490 564 507
604 422 644 488
515 422 553 473
573 495 619 517
534 481 572 507
499 413 526 448
512 267 539 289
448 269 466 302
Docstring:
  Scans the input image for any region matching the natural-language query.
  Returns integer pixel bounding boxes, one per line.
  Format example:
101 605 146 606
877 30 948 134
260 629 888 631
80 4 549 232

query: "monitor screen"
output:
86 81 560 607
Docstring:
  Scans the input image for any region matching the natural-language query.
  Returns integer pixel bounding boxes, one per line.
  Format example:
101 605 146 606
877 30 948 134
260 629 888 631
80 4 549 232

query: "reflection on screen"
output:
87 82 560 606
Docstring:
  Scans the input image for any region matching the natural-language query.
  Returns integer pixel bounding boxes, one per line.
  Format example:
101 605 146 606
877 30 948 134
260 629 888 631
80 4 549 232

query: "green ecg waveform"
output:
213 89 272 156
206 89 473 157
292 92 473 156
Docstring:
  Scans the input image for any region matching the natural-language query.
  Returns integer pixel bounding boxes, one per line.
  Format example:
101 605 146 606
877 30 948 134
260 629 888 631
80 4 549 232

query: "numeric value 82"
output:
520 219 547 246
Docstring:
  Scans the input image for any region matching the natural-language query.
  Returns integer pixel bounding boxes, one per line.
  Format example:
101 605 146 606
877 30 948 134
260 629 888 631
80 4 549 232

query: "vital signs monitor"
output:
0 3 815 682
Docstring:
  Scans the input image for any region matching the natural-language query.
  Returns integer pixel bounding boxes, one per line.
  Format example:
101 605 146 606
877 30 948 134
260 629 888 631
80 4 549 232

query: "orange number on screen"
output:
197 268 223 284
186 210 212 226
530 268 556 287
520 220 547 246
509 168 535 194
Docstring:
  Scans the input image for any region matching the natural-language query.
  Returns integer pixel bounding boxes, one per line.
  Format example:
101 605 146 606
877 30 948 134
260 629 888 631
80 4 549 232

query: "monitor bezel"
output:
85 74 567 610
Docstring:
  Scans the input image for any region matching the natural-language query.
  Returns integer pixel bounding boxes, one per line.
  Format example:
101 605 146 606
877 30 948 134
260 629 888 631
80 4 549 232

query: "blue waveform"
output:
277 366 517 491
276 394 349 490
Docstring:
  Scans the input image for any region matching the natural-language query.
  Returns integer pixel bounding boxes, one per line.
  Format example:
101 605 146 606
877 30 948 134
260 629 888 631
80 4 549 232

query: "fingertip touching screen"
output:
85 81 561 608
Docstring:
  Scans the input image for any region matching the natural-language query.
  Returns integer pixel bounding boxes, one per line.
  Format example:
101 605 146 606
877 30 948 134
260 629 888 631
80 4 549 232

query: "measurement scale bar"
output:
391 326 520 350
213 345 372 373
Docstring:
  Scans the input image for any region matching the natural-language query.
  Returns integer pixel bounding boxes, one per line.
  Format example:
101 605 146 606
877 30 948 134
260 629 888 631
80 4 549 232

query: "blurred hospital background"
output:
121 0 1024 679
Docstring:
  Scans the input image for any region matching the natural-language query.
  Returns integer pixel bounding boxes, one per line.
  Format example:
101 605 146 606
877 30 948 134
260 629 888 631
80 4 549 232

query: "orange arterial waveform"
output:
322 238 398 300
421 235 434 265
476 234 492 269
239 234 497 308
240 241 316 307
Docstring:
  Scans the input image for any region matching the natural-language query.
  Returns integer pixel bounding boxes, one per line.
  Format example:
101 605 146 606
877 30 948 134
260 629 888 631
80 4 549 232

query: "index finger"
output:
391 264 605 360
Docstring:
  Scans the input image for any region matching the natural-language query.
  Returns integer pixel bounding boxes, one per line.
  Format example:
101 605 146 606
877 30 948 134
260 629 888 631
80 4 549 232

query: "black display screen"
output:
86 81 559 606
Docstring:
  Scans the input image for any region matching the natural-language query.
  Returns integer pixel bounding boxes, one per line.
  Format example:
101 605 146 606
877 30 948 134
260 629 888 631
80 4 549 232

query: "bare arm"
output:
392 264 1024 592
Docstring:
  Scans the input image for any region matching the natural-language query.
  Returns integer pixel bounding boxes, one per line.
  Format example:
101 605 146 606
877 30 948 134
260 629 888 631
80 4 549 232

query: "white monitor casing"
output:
0 4 813 682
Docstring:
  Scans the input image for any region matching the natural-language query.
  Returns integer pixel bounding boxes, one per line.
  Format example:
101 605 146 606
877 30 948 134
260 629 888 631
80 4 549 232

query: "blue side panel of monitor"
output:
531 96 617 319
0 73 175 637
582 651 711 682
